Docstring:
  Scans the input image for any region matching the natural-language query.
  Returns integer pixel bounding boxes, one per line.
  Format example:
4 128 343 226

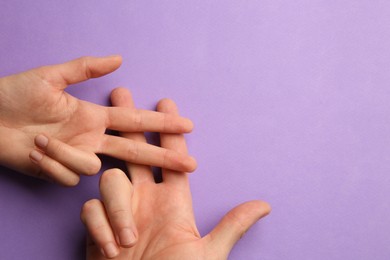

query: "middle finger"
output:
99 135 197 173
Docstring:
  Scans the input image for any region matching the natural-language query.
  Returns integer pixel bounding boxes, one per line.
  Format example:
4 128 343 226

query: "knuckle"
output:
109 208 130 227
33 66 50 81
110 208 128 218
226 211 247 237
125 142 139 162
162 149 170 169
91 223 109 235
49 140 65 157
157 98 172 112
78 56 92 79
133 110 143 131
162 113 168 132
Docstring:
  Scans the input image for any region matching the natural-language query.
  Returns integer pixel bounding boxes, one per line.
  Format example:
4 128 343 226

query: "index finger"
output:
106 107 194 133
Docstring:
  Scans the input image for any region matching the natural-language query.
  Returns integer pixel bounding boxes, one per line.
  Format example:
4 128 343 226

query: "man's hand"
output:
80 89 270 259
0 56 196 186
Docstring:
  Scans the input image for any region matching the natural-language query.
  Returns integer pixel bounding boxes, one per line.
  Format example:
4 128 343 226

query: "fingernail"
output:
35 135 48 148
30 150 43 162
119 228 136 246
102 242 119 258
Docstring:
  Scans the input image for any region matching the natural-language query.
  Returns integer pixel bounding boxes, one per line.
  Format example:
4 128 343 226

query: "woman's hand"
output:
0 57 196 185
81 89 270 259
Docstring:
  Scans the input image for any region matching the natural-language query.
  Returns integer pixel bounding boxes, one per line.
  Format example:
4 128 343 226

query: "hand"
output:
81 88 271 259
0 56 196 186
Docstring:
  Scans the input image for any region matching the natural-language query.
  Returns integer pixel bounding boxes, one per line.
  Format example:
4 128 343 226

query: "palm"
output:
88 181 205 259
83 91 270 260
16 87 107 154
0 68 106 176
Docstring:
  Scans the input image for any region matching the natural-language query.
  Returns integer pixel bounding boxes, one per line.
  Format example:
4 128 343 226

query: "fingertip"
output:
110 87 133 107
80 199 99 224
34 134 49 149
183 118 194 133
100 168 126 184
29 150 80 186
187 156 198 173
242 200 272 220
110 87 131 100
170 153 197 173
261 201 272 216
111 86 129 95
100 54 122 69
157 98 178 113
106 54 122 62
104 167 126 176
29 149 44 163
60 174 81 187
99 168 132 195
157 99 194 132
83 154 102 176
82 55 122 78
81 199 121 259
34 134 102 176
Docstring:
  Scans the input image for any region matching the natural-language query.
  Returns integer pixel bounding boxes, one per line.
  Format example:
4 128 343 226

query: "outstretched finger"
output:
33 134 101 176
81 199 120 259
99 135 197 173
100 169 137 248
206 200 271 259
106 107 194 133
37 55 122 87
157 98 192 185
110 87 154 184
29 149 80 186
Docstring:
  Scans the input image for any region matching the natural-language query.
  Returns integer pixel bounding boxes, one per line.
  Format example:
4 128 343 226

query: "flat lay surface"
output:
1 1 390 259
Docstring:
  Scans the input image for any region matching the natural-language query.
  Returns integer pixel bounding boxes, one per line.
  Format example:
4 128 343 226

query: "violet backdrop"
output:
1 1 390 259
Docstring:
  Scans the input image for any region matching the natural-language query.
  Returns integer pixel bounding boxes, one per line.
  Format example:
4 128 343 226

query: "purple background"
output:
1 1 390 259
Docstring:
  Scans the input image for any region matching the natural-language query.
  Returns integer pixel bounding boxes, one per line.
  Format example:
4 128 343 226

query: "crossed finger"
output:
29 88 197 185
110 87 155 184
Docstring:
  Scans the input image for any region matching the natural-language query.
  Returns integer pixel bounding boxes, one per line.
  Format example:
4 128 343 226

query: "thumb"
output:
206 200 271 258
37 55 122 88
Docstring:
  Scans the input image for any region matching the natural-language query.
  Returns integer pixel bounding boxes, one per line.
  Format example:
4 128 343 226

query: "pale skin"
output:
0 56 196 186
81 88 271 259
